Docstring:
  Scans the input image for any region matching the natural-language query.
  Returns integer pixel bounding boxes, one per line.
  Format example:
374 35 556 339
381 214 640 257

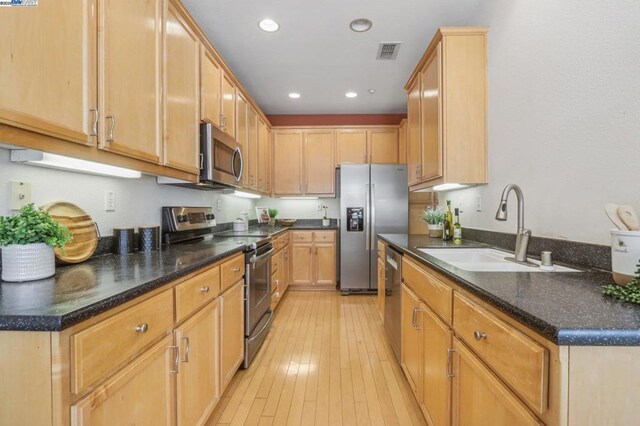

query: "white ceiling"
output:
183 0 483 115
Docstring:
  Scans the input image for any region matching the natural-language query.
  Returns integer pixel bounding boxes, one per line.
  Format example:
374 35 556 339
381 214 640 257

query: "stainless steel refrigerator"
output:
339 164 408 293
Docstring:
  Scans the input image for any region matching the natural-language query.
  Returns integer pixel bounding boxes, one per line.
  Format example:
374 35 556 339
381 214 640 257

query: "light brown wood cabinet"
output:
401 283 423 396
369 128 399 164
257 118 271 194
163 3 200 174
174 299 220 426
335 127 400 165
405 27 488 190
272 130 304 195
398 119 408 165
290 231 336 289
247 107 259 190
0 0 97 146
220 280 245 391
305 130 336 195
221 73 236 138
236 91 250 188
336 129 368 164
200 47 222 127
377 258 385 321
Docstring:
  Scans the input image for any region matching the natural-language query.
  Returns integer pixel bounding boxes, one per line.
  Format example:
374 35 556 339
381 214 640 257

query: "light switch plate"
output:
104 190 116 211
10 181 32 210
217 199 222 212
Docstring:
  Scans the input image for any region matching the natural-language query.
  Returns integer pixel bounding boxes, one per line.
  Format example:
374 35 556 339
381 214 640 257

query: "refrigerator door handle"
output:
371 184 376 250
365 184 370 251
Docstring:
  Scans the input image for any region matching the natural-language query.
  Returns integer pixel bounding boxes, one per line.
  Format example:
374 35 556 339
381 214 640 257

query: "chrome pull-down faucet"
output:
495 184 534 265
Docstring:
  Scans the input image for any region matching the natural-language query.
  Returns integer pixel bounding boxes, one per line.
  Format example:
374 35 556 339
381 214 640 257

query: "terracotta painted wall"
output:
267 114 406 127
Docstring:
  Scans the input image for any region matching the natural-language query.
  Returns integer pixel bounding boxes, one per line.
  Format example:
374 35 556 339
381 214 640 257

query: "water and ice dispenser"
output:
346 207 364 232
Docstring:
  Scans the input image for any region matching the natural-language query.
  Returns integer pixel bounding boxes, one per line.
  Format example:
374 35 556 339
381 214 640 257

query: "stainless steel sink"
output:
418 248 581 272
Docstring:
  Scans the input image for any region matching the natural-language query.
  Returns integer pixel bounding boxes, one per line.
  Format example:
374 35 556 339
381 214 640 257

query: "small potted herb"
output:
268 208 279 228
0 204 72 282
422 207 445 238
322 205 330 227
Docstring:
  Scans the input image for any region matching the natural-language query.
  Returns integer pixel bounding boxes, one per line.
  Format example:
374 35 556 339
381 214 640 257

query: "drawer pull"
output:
411 306 422 330
473 330 488 341
181 337 190 363
200 286 210 293
232 267 241 272
447 348 456 378
135 323 149 333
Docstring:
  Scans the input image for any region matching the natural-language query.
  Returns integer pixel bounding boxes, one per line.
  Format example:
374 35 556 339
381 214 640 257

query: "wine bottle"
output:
443 200 453 241
453 208 462 245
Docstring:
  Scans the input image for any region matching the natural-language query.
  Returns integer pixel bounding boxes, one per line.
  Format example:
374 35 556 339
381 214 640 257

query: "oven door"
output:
200 123 243 186
245 243 274 334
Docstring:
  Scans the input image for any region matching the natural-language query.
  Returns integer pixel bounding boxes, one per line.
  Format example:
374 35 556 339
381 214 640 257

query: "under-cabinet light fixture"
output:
10 149 142 179
432 183 469 192
234 190 261 199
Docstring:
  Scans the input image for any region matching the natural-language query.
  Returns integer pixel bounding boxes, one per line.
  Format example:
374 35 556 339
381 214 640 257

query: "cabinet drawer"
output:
402 258 452 325
221 254 245 292
71 290 174 395
313 231 335 243
453 292 549 414
271 251 280 273
291 231 313 242
175 265 220 322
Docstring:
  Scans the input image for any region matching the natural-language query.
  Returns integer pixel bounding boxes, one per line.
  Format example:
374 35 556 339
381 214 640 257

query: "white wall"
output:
257 198 339 220
441 0 640 246
0 148 255 236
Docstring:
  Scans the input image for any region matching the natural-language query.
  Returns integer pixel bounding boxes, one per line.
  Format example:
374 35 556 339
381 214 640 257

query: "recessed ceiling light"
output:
258 18 279 32
349 18 373 33
368 89 376 94
345 91 358 98
288 92 301 99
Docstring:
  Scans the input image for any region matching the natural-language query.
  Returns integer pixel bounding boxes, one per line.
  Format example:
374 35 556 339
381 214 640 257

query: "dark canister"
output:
112 227 135 255
138 225 160 252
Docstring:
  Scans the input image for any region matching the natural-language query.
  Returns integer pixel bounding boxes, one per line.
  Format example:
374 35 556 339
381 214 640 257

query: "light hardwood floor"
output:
207 291 426 426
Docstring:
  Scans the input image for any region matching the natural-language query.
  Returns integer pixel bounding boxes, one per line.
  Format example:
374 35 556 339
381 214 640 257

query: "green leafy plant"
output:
0 204 72 249
322 205 328 220
268 208 279 219
422 207 445 225
602 261 640 304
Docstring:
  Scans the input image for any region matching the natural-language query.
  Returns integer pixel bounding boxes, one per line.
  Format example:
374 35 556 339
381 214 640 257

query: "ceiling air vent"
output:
377 42 401 60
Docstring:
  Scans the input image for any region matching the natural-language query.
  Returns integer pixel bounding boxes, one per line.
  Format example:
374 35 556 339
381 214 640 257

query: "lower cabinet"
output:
291 243 313 286
452 337 542 426
315 243 336 286
290 231 336 288
401 284 423 395
175 300 220 426
377 258 385 321
71 335 175 425
220 280 245 391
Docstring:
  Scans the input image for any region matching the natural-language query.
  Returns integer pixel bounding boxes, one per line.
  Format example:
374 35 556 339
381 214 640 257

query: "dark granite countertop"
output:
379 234 640 346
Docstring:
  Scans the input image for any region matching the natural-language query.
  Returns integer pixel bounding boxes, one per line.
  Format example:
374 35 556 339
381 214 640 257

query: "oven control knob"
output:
177 215 188 223
206 214 215 221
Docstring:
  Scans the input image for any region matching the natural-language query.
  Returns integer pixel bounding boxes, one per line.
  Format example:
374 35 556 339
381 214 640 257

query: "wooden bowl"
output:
278 219 297 227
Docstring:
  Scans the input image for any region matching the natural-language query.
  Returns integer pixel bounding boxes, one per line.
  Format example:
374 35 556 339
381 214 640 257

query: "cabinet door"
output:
305 130 335 195
71 335 174 425
398 120 408 165
452 338 542 426
221 73 236 138
368 128 399 164
291 244 313 286
282 245 290 294
377 258 385 321
336 129 367 164
175 300 220 426
220 281 245 391
99 0 162 163
163 4 199 174
401 284 423 396
0 0 97 145
421 304 452 426
200 47 222 127
236 92 249 187
407 80 422 185
248 107 259 190
315 243 336 286
273 130 303 195
420 42 443 181
258 119 273 194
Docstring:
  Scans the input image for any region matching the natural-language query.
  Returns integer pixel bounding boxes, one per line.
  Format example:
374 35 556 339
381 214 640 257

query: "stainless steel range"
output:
162 207 274 369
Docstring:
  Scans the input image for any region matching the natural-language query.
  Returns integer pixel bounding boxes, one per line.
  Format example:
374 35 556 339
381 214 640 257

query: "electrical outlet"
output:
217 199 222 212
458 198 464 213
104 190 116 211
316 203 322 212
10 181 31 210
475 195 482 212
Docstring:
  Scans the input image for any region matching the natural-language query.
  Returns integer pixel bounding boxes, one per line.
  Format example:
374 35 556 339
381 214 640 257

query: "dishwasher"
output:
384 246 402 363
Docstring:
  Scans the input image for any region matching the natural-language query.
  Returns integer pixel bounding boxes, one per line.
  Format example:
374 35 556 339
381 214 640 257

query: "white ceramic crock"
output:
611 229 640 285
322 219 330 227
1 243 55 282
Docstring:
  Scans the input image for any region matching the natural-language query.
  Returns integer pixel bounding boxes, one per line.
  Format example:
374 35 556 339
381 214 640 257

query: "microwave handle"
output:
232 147 243 182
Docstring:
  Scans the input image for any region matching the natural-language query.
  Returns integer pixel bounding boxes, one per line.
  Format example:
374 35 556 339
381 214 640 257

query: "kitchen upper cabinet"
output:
71 335 175 425
368 128 399 164
174 300 220 426
452 338 542 426
405 27 488 190
401 283 423 396
221 73 236 138
258 119 271 194
305 130 335 195
98 0 162 164
236 92 250 187
0 0 97 146
247 107 259 190
398 119 408 165
200 47 222 127
273 131 304 195
163 4 200 174
336 129 368 164
220 281 245 391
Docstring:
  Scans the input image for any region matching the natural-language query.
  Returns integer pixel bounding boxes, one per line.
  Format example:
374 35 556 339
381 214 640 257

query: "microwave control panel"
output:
346 207 364 232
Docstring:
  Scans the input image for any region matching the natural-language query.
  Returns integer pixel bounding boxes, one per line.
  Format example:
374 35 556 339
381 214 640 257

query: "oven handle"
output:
250 247 275 264
247 310 273 343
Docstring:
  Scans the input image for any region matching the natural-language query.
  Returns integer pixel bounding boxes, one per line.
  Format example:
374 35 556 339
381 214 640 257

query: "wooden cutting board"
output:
42 202 99 264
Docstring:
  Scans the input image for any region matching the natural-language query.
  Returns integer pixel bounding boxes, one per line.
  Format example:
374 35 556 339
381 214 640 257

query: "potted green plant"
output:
422 207 445 238
322 205 330 227
0 204 72 282
268 208 279 228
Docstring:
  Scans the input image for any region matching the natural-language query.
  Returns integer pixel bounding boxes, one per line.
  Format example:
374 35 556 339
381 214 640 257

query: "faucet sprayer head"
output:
495 200 508 221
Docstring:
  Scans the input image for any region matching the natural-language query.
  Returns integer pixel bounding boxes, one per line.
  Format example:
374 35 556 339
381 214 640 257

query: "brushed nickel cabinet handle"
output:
447 348 455 378
473 330 487 341
232 267 241 272
181 336 190 363
90 108 98 137
170 345 179 374
200 286 210 293
135 323 148 333
106 115 115 142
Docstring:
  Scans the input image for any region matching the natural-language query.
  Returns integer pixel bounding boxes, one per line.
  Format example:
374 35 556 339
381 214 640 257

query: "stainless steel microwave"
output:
200 123 243 187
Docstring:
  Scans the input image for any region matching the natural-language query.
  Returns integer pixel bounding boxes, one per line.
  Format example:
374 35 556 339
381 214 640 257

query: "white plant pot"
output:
1 243 55 282
611 230 640 285
322 219 330 227
428 224 444 238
